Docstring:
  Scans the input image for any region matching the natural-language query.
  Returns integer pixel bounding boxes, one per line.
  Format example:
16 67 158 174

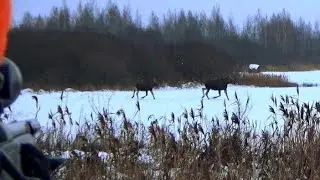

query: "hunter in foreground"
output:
0 1 66 179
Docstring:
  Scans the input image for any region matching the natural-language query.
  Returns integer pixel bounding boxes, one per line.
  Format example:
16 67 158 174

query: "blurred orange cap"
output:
0 0 11 64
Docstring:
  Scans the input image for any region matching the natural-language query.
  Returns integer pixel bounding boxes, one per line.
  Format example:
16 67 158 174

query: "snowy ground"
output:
4 70 320 134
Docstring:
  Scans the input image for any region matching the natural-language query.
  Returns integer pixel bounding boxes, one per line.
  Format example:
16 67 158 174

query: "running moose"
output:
131 80 158 99
202 76 235 100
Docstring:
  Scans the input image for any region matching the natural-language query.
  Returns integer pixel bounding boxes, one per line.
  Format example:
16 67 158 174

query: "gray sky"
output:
11 0 320 28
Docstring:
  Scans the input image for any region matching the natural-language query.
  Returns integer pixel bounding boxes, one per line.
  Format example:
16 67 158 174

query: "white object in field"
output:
249 64 260 70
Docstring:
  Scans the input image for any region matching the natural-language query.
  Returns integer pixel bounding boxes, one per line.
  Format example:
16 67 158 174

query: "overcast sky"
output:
11 0 320 27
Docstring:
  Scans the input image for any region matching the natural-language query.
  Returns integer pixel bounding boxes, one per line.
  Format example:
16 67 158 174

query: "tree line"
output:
6 1 320 89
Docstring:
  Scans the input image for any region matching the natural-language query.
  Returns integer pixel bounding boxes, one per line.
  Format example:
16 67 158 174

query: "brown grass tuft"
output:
262 63 320 72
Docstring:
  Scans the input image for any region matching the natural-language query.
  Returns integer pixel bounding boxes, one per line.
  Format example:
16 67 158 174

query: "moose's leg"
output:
131 90 136 98
142 91 148 99
213 90 221 99
150 90 155 99
202 88 206 98
205 89 210 99
224 89 229 100
136 90 139 98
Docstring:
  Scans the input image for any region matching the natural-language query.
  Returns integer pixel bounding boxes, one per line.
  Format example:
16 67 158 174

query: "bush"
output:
262 63 320 72
237 73 298 87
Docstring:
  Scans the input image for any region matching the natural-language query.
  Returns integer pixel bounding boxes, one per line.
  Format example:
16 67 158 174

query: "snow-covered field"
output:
5 70 320 133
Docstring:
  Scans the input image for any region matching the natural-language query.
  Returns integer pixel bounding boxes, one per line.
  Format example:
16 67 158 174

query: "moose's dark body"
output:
202 77 234 100
131 81 157 99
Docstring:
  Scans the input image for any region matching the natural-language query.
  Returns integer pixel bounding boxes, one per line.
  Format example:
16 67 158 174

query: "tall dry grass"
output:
5 87 320 179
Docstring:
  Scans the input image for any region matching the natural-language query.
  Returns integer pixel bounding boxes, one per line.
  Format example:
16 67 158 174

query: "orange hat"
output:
0 0 11 64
